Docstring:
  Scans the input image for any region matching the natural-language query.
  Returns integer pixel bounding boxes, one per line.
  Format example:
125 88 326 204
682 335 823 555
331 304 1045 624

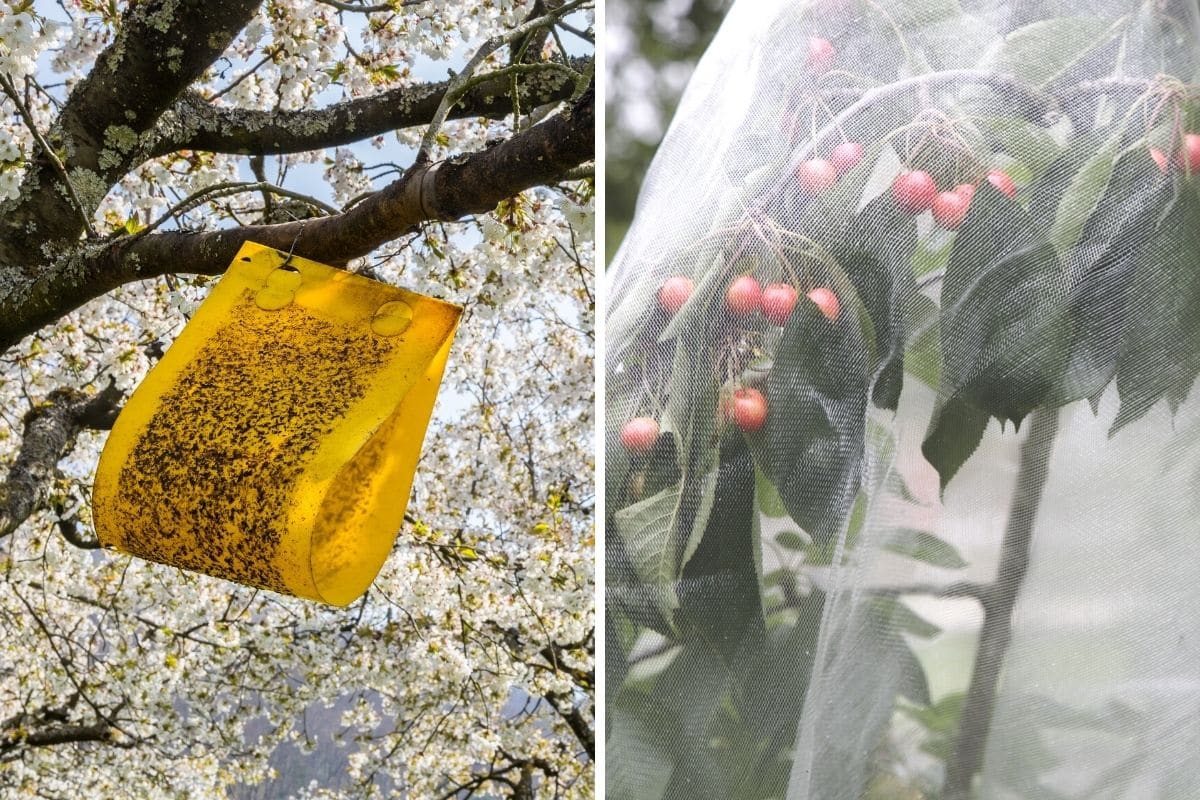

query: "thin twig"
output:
416 0 590 162
0 73 97 239
419 61 584 160
315 0 425 12
206 47 279 101
128 180 337 240
556 19 593 43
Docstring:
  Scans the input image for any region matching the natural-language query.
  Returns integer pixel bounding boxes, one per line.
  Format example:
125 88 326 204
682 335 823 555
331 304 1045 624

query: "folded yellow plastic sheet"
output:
92 241 461 606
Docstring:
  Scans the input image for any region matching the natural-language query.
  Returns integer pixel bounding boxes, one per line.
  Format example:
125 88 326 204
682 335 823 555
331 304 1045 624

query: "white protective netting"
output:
605 2 1200 799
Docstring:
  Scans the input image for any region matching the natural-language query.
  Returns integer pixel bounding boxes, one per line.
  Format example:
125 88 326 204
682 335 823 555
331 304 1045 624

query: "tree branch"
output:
544 691 594 759
942 408 1059 799
150 55 590 158
134 180 339 239
315 0 427 12
0 0 262 267
0 383 123 539
417 0 589 161
0 720 116 755
0 73 96 239
0 83 593 353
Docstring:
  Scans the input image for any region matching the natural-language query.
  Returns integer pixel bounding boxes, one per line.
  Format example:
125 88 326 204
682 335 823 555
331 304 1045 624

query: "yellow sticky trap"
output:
92 242 461 606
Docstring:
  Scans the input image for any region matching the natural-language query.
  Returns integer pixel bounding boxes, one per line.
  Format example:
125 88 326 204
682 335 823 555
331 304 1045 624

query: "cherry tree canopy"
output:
0 0 594 797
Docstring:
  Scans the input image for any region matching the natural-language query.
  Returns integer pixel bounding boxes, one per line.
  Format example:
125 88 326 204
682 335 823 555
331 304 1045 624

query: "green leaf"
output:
896 640 932 705
657 250 731 344
755 467 788 517
923 181 1069 485
1112 183 1200 431
987 16 1122 88
921 395 989 490
1049 136 1120 257
885 528 968 569
905 691 966 734
678 437 765 661
904 692 966 761
753 293 872 544
1050 149 1173 406
606 705 674 800
980 116 1062 178
612 642 734 799
613 486 684 592
1028 131 1108 228
932 182 1071 424
913 237 952 279
832 195 920 410
872 596 942 638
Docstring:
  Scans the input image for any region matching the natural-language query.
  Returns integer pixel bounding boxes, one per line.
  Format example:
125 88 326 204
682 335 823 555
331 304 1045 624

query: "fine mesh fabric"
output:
605 2 1200 799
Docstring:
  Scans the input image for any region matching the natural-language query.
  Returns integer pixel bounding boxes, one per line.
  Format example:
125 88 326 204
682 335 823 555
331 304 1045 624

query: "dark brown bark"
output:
0 84 594 353
0 721 115 754
545 691 595 759
151 56 589 157
0 383 123 540
0 0 262 267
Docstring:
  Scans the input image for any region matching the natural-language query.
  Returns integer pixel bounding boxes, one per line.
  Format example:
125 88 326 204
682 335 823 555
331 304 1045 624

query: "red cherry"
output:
830 142 864 174
619 417 659 453
761 283 799 325
725 275 762 316
1178 134 1200 174
892 170 937 213
657 276 694 314
953 182 976 200
796 158 838 192
932 190 971 230
727 388 768 432
807 287 840 321
1151 148 1168 174
986 169 1017 198
807 37 835 73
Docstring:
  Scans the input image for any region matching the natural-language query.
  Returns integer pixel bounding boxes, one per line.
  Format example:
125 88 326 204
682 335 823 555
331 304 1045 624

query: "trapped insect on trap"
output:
608 1 1200 798
93 241 461 606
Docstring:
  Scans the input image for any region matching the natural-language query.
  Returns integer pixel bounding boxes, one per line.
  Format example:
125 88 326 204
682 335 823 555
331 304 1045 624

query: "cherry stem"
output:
760 70 1054 212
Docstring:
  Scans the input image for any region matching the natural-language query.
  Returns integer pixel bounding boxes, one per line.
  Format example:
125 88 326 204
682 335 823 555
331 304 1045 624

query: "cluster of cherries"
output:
619 270 845 450
619 383 769 454
891 167 1017 229
659 274 840 326
794 141 865 193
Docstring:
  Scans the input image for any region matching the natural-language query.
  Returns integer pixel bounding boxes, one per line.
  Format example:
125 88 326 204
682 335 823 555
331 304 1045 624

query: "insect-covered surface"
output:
94 243 460 605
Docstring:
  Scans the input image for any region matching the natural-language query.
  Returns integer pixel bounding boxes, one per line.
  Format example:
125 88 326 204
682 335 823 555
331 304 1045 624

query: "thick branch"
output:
151 56 590 158
544 691 594 759
0 83 593 353
0 383 123 539
943 408 1059 800
0 0 261 267
0 721 115 755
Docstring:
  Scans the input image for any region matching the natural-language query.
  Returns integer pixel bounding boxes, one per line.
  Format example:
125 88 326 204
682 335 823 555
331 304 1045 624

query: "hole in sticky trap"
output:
371 301 413 337
240 256 252 262
279 265 300 273
266 267 303 291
